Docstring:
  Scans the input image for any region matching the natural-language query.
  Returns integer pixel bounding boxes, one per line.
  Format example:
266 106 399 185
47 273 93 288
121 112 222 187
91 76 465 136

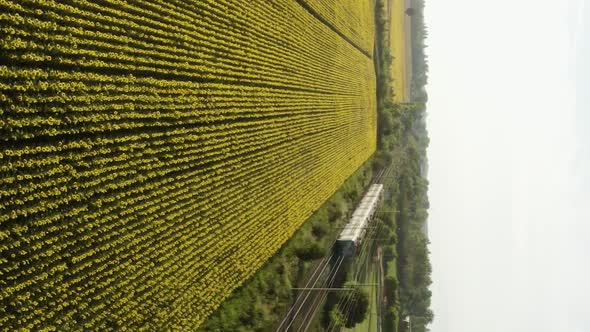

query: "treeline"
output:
375 0 432 330
398 0 432 328
376 102 431 332
377 89 431 332
396 108 432 332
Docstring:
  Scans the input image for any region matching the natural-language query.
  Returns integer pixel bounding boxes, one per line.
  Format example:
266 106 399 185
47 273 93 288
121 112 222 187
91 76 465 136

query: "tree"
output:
344 288 369 327
384 306 400 331
328 307 345 329
327 201 343 223
384 276 399 306
405 8 416 16
294 243 325 261
312 223 328 238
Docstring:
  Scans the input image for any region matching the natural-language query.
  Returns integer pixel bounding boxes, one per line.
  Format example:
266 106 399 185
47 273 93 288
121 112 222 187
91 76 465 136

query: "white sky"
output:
426 0 590 331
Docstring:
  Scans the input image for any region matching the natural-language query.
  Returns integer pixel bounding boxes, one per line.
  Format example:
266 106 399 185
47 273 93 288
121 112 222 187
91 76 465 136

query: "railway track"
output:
275 154 395 332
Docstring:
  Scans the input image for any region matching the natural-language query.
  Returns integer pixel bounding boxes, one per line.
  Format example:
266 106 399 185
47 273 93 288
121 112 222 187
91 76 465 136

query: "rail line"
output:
276 156 395 332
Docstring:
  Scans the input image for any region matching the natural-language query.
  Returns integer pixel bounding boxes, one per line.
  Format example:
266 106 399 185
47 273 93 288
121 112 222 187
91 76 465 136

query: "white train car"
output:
336 184 384 257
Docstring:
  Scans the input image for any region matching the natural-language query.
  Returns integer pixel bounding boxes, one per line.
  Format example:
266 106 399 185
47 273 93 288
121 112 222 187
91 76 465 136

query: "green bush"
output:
384 305 400 332
384 276 399 306
344 289 369 327
294 243 326 261
312 223 328 238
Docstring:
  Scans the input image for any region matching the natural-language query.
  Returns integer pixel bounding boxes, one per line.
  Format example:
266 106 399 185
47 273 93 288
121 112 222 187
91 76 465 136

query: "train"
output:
336 184 384 257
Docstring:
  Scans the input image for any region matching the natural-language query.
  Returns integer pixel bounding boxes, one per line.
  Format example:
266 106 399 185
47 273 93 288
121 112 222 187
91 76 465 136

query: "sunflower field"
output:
0 0 376 329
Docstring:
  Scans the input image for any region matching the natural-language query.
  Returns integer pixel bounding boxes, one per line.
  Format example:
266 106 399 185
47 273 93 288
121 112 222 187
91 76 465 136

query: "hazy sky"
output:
426 0 589 331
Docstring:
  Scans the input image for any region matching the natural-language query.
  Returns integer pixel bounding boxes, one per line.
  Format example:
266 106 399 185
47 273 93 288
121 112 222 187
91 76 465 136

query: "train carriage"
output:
336 184 384 257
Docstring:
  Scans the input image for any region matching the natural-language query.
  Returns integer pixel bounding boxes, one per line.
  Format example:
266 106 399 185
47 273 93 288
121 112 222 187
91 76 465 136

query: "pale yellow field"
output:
389 0 409 102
